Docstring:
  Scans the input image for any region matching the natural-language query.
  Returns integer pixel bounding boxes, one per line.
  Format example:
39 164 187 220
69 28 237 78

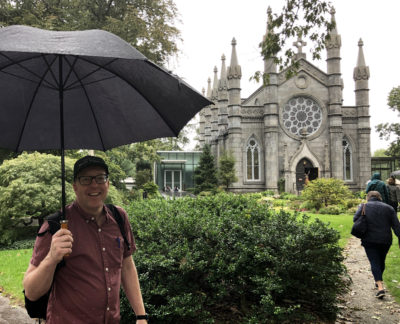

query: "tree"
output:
301 177 352 210
0 152 123 244
0 0 180 65
376 86 400 156
255 0 334 82
194 144 218 194
218 151 237 190
373 149 389 157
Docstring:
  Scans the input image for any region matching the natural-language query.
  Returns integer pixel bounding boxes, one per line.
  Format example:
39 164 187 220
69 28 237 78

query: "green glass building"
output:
154 151 202 191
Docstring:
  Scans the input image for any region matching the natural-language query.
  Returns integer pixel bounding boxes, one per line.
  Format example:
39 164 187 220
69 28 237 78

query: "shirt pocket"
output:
108 235 125 268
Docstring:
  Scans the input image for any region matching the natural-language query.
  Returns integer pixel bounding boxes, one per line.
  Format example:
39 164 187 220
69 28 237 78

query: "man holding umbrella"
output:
23 156 148 323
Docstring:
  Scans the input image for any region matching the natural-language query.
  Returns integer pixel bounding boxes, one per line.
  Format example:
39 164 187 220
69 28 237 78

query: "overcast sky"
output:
170 0 400 153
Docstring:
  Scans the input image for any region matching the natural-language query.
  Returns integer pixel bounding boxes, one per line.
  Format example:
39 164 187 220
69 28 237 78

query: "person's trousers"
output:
389 201 398 212
363 243 391 282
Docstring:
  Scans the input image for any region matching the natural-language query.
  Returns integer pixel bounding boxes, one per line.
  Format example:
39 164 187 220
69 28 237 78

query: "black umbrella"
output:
0 25 211 218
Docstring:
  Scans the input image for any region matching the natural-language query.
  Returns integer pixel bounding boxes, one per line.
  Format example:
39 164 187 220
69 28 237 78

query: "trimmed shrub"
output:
121 194 348 323
302 178 352 210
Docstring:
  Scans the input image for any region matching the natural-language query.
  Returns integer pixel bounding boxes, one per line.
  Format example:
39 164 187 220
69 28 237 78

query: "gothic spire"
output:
263 6 272 41
206 77 212 99
353 38 370 81
218 54 228 92
330 7 338 35
227 38 242 80
211 66 219 101
356 39 366 67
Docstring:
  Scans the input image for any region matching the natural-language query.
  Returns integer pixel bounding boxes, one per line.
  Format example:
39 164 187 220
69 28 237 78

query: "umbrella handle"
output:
60 220 70 257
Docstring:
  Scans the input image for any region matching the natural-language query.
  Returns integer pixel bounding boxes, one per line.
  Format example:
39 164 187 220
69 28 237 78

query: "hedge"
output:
120 194 348 323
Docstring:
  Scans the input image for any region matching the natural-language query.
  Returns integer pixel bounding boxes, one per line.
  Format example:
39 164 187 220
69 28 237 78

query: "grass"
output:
383 238 400 303
305 212 354 248
0 248 32 305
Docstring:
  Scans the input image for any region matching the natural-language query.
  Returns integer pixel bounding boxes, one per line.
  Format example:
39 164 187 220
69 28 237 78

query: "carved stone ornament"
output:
295 74 309 89
325 35 341 49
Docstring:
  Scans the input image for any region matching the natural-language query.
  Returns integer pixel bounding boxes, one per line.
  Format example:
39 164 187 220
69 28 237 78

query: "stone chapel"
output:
198 8 371 193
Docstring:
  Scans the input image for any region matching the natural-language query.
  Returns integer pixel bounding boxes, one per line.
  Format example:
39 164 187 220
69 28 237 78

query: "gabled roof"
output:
278 58 328 87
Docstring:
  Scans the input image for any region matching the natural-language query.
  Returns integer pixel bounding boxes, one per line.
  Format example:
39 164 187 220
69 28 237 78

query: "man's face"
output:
73 166 109 213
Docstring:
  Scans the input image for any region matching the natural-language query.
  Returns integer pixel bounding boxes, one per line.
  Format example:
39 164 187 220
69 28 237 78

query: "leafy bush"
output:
302 178 352 210
343 198 363 210
279 192 300 201
318 205 344 215
272 199 287 207
121 194 348 323
261 190 275 197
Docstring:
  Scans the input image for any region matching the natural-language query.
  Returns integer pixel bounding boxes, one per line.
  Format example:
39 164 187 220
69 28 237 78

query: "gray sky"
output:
170 0 400 153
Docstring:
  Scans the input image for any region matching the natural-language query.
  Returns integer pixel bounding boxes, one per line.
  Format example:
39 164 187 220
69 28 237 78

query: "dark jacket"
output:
366 173 389 204
354 197 400 245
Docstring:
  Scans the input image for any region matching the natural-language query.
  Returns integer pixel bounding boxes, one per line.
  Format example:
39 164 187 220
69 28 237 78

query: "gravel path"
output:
336 236 400 323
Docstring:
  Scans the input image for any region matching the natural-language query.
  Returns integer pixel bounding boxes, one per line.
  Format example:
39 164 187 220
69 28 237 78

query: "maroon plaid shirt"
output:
31 202 136 324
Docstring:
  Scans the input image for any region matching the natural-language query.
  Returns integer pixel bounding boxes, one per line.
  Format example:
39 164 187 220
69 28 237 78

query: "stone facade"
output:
198 9 371 193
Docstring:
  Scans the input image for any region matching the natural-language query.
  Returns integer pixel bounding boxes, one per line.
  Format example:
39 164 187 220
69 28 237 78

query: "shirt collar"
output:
72 201 112 223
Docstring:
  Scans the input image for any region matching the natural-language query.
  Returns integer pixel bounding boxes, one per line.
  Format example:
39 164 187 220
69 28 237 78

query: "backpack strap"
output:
106 204 131 250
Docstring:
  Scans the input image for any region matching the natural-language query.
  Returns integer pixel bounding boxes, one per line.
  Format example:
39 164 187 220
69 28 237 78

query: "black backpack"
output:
24 204 130 320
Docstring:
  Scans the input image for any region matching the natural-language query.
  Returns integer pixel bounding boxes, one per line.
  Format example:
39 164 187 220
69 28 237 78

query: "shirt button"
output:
108 287 111 291
107 307 110 311
105 267 109 272
91 217 95 221
103 247 106 251
98 228 102 232
86 220 89 223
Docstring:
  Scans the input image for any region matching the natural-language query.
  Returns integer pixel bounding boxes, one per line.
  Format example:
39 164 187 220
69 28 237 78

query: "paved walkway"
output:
0 294 35 324
336 237 400 323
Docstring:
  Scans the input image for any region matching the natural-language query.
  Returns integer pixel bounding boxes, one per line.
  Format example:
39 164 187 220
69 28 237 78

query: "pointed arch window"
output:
247 138 260 181
343 138 353 181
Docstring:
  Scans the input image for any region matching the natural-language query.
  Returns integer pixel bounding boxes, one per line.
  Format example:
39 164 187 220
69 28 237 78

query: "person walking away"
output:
23 156 148 323
387 176 400 212
353 191 400 298
366 173 389 204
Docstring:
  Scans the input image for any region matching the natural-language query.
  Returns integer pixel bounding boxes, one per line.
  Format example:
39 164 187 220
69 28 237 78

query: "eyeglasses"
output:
77 174 108 185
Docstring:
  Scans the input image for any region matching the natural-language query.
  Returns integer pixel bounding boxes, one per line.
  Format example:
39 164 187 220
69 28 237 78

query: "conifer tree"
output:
194 144 218 194
218 151 237 190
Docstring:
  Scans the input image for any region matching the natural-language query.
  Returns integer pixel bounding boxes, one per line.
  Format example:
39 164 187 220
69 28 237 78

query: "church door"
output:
296 158 318 191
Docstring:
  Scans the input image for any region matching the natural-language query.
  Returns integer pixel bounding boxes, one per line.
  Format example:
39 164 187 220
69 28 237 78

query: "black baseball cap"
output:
73 155 109 180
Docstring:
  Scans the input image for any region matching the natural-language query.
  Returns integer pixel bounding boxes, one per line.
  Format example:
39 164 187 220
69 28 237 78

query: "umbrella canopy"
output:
0 25 211 216
0 25 210 151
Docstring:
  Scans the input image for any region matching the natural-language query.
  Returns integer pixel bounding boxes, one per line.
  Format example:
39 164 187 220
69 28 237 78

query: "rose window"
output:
282 97 322 136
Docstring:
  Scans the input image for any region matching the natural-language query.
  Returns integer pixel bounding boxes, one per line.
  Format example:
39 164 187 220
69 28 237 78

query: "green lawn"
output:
0 248 32 305
305 212 353 248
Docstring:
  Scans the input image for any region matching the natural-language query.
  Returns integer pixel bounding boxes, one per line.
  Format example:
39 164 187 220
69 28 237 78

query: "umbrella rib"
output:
64 59 106 150
66 75 118 91
15 58 59 151
0 53 58 90
78 56 179 136
41 54 62 89
63 57 119 90
62 56 79 89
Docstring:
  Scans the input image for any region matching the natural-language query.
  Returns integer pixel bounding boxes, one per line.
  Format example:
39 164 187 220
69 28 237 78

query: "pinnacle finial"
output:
358 38 364 47
231 38 237 46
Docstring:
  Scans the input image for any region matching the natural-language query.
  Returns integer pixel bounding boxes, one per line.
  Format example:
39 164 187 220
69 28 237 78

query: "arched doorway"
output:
296 158 318 191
